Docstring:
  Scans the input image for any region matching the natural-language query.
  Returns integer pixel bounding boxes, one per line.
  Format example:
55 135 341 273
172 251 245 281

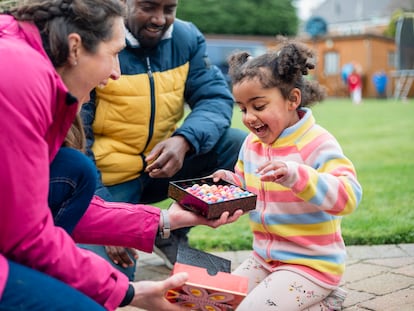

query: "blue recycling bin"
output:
373 72 388 98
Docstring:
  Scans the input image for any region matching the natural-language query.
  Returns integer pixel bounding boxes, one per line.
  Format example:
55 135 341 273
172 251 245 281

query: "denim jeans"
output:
83 127 247 280
0 148 105 310
49 147 97 234
0 260 105 311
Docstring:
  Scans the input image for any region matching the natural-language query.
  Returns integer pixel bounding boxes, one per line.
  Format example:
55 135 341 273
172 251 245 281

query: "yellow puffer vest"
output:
92 64 188 185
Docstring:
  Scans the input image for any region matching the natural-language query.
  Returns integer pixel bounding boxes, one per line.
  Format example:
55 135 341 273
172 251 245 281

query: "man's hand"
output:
105 246 138 268
145 136 191 178
129 272 188 310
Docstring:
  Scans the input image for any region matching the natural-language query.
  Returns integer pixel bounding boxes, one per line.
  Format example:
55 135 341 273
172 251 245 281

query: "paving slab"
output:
116 244 414 310
342 262 390 283
347 272 414 295
357 287 414 311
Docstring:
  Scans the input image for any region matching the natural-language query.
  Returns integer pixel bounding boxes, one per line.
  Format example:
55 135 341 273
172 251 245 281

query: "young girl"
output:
213 40 362 310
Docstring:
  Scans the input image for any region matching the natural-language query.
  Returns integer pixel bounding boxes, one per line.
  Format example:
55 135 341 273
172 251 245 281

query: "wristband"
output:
159 209 171 239
119 284 134 307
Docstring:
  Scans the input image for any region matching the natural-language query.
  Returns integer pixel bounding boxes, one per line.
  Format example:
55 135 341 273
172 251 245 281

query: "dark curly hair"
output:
8 0 125 67
228 38 326 107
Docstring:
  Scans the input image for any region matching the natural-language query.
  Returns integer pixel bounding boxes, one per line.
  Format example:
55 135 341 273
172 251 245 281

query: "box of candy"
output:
166 245 248 311
168 177 256 219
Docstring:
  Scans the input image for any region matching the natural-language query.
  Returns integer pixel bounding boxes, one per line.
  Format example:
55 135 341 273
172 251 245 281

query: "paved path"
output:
118 243 414 311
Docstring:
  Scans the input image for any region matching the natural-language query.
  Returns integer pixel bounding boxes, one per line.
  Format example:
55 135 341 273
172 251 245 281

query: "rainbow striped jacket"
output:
224 107 362 286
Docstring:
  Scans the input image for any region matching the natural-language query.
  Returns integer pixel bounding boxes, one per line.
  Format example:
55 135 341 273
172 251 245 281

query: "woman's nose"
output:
110 56 121 80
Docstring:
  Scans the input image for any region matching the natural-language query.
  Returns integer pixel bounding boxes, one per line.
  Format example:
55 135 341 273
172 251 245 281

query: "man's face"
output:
125 0 178 48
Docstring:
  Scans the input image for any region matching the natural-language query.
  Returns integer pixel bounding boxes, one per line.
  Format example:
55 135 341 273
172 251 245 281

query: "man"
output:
81 0 246 280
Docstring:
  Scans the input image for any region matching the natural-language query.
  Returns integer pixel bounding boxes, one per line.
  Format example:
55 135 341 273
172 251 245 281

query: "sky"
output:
295 0 326 20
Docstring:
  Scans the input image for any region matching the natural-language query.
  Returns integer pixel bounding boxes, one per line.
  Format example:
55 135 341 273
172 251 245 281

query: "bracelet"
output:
159 209 171 239
119 283 134 307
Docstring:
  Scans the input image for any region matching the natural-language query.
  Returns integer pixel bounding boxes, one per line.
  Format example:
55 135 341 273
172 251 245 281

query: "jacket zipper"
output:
263 146 273 259
144 56 156 152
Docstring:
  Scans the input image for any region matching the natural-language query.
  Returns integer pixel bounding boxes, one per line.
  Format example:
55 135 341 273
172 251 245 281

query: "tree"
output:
176 0 299 36
0 0 18 11
384 8 411 38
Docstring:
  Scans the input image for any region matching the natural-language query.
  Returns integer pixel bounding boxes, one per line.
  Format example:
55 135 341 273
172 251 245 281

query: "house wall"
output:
304 35 397 98
205 34 410 98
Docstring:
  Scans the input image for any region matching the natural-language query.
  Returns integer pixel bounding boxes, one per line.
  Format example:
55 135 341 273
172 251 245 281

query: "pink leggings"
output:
233 255 332 311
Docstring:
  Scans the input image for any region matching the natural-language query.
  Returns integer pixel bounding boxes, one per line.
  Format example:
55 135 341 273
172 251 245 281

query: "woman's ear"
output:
67 33 82 67
288 88 301 110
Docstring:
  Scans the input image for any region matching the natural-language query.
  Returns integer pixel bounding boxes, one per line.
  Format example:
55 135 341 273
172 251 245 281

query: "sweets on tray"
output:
184 183 254 204
168 177 257 219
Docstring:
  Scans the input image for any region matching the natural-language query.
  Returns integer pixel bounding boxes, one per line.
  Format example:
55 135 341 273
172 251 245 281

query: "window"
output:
388 51 395 68
206 39 267 85
324 51 339 76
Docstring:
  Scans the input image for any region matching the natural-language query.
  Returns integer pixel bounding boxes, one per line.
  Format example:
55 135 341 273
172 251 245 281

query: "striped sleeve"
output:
281 132 362 216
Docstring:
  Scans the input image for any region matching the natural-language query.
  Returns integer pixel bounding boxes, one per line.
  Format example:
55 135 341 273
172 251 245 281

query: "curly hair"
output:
8 0 125 67
228 38 326 107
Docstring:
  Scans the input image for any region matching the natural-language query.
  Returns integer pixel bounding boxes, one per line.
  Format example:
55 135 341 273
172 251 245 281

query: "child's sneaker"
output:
323 287 347 310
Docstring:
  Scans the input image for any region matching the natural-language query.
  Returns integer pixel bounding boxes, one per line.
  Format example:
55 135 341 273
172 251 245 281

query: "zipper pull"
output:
146 57 153 79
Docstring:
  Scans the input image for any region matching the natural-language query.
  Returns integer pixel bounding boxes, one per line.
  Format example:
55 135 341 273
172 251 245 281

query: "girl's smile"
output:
233 78 300 145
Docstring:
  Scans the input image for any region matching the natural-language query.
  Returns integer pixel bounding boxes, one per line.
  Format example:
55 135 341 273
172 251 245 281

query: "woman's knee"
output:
49 147 97 231
52 147 97 189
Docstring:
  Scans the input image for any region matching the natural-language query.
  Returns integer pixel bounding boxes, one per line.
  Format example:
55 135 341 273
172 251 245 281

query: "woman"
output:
0 1 242 310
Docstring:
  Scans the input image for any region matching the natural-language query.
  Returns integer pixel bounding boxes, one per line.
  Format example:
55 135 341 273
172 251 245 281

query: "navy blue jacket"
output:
81 19 234 195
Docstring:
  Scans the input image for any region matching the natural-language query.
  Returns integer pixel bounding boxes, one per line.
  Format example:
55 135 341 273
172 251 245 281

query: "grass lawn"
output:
157 98 414 251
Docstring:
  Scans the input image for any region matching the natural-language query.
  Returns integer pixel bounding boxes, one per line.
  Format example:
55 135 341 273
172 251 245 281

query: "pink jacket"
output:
0 15 160 310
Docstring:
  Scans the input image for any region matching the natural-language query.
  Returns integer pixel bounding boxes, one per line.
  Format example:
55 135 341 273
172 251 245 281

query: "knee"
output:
55 147 97 189
74 153 96 182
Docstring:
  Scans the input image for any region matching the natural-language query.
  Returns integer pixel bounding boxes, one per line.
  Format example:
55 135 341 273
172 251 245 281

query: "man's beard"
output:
136 24 165 49
137 35 161 49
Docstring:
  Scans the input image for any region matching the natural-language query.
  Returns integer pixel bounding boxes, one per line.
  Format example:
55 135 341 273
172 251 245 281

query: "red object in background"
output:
347 72 362 91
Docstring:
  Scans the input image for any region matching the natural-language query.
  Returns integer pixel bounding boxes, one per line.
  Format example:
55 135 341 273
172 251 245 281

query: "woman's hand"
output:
129 272 188 310
167 202 243 231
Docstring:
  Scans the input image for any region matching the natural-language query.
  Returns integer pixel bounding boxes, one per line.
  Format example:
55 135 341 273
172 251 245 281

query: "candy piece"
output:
184 183 253 203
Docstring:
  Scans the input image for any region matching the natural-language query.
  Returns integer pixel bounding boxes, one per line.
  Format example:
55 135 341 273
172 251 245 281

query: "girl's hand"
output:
256 160 288 182
211 169 230 183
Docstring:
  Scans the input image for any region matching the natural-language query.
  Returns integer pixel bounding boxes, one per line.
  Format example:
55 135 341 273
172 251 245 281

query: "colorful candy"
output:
185 183 253 204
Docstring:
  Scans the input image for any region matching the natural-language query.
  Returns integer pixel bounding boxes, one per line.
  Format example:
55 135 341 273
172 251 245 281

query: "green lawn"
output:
158 98 414 251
